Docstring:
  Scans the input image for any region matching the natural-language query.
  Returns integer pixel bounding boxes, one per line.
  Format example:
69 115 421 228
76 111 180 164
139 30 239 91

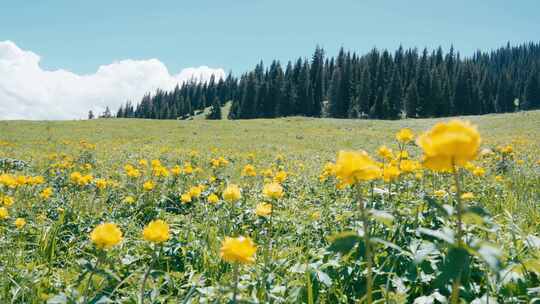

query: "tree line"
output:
116 41 540 120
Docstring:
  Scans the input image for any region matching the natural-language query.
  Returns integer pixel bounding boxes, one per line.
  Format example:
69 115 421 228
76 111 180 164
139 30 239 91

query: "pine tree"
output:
405 82 419 118
206 97 222 120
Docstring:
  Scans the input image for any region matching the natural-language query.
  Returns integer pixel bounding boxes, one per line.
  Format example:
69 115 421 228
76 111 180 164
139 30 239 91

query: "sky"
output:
1 0 539 119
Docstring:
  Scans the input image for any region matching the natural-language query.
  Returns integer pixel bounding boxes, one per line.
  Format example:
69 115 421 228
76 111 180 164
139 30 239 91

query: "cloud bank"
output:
0 41 226 120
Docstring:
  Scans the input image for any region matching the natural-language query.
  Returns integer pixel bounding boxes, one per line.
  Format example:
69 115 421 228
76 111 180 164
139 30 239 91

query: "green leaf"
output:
435 247 470 287
327 231 362 255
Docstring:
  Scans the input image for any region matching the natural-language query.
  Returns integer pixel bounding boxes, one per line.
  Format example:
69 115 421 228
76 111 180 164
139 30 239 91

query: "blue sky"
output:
2 0 539 74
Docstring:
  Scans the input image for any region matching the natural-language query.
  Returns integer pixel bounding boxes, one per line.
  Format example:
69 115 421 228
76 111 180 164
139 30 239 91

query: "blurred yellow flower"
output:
1 195 14 207
207 193 219 204
383 165 401 182
262 182 284 199
461 192 475 200
40 187 53 199
223 184 242 202
255 202 272 217
123 196 135 204
472 167 485 177
220 236 256 264
142 220 170 244
434 190 447 198
417 120 481 172
334 150 381 185
377 145 394 160
181 193 192 204
189 186 203 198
143 181 155 191
90 223 123 249
241 164 257 177
273 170 288 183
15 218 26 229
396 128 414 143
0 207 8 219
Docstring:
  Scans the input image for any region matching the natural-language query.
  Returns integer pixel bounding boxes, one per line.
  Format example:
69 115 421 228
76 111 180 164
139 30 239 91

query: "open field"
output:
0 111 539 303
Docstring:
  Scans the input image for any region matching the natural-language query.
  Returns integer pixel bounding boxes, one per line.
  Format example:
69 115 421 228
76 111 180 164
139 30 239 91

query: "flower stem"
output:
451 161 464 304
232 263 240 303
139 246 160 304
357 185 373 304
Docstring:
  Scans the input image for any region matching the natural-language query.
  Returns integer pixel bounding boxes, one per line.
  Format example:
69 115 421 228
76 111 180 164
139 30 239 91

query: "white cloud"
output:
0 40 226 120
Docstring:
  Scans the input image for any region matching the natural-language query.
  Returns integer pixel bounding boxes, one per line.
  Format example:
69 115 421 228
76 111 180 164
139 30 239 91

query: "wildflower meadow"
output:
0 111 539 303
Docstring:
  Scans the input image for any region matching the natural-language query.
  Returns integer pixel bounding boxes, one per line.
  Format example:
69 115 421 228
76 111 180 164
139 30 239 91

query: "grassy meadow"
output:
0 111 539 303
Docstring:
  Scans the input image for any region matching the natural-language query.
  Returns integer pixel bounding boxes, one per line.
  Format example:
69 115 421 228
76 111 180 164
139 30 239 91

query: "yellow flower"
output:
383 165 401 182
189 186 203 198
207 193 219 204
90 223 123 249
273 170 288 183
310 211 321 221
377 145 394 160
40 187 53 199
2 195 14 207
498 145 513 154
255 202 272 217
95 178 108 190
123 196 135 204
417 120 481 172
223 184 242 202
241 164 257 177
262 182 284 199
396 128 414 143
170 165 182 176
143 180 155 191
334 150 381 185
415 172 423 180
396 150 409 160
495 175 504 182
516 159 524 165
139 159 148 167
142 219 170 244
181 193 192 204
0 207 9 219
15 218 26 229
220 236 256 264
472 167 485 177
461 192 474 200
434 189 447 198
399 160 419 173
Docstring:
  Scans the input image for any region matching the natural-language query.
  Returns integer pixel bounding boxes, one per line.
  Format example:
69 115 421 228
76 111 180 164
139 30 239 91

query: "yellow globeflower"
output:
262 182 284 199
15 218 26 229
377 145 393 160
383 165 401 182
40 187 53 199
143 180 155 191
0 207 9 219
181 193 192 204
241 164 257 177
2 195 14 207
223 184 242 202
255 202 272 217
434 189 447 198
472 167 485 177
273 171 288 183
220 236 256 264
400 160 419 173
416 120 481 172
90 223 123 249
461 192 475 200
123 196 135 204
142 220 170 244
207 193 219 204
395 128 415 143
189 186 203 198
334 150 381 185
